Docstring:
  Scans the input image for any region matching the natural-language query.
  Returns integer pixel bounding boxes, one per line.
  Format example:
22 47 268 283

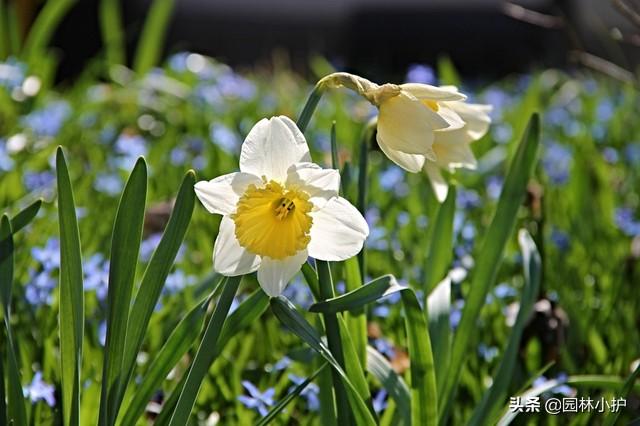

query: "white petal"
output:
286 162 339 209
378 93 443 155
435 106 466 132
401 83 466 101
195 172 262 215
307 197 369 261
424 162 449 203
448 101 492 141
257 250 308 297
213 216 261 276
376 134 426 172
240 116 312 182
432 137 478 170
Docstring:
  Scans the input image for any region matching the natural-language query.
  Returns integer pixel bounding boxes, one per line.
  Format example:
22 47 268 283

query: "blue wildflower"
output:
457 189 481 209
550 227 570 251
210 123 240 154
405 64 436 85
238 381 275 416
0 58 26 90
94 173 123 196
24 171 55 193
32 238 60 271
170 147 189 166
288 374 320 412
272 356 292 371
114 133 147 170
282 277 314 309
486 175 503 200
450 300 464 329
25 270 57 306
614 208 640 237
379 165 404 191
164 269 196 294
23 372 56 407
140 233 162 262
217 73 256 100
542 142 572 185
478 343 499 362
372 338 395 359
21 100 71 137
624 142 640 166
0 142 14 171
83 254 109 301
372 389 388 414
492 123 513 144
602 147 618 164
494 283 517 299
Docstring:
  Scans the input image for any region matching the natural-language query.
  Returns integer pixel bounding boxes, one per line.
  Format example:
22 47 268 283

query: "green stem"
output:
316 260 351 425
357 124 375 280
297 82 326 133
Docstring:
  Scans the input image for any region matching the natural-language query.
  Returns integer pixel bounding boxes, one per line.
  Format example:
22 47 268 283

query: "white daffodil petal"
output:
195 172 262 215
424 162 449 203
213 216 261 276
378 93 438 155
433 140 477 170
401 83 466 101
434 106 466 132
376 134 426 172
307 197 369 261
286 162 340 209
453 102 492 141
257 251 308 297
240 116 311 181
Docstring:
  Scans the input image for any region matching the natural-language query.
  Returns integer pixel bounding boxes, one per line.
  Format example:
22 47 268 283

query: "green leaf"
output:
343 256 367 367
133 0 176 74
118 297 209 426
337 316 373 405
9 198 42 234
99 0 125 67
270 296 377 426
603 363 640 426
217 287 269 350
426 277 451 391
366 346 411 425
56 147 85 426
23 0 77 63
0 353 5 423
469 230 541 425
168 275 242 425
119 171 196 403
256 363 327 426
1 215 27 425
301 262 320 300
99 157 147 425
309 275 402 314
401 289 438 426
438 113 540 416
423 186 455 295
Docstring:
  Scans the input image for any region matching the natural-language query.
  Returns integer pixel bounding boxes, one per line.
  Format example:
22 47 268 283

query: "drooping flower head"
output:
195 116 369 296
318 73 491 202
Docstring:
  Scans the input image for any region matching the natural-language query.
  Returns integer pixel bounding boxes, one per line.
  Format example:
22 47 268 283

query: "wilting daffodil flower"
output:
195 116 369 296
317 72 491 201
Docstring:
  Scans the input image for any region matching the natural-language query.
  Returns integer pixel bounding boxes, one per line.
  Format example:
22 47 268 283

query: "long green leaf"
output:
366 346 411 425
270 296 377 426
423 186 455 295
99 0 125 67
56 148 85 426
469 230 541 425
603 363 640 426
0 351 5 423
133 0 176 74
309 275 402 314
118 297 209 426
23 0 77 62
99 157 147 425
438 113 540 416
343 256 367 366
401 289 438 426
337 316 373 406
9 198 42 234
119 170 196 404
427 277 451 391
256 363 327 426
0 215 27 425
168 275 241 425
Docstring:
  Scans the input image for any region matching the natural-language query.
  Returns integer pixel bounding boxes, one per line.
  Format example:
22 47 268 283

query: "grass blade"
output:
468 230 541 425
309 275 402 314
423 186 455 295
438 113 540 416
99 157 147 425
1 215 27 425
270 296 377 426
9 198 42 234
119 171 196 402
118 297 209 426
133 0 176 74
337 316 373 406
217 287 269 349
427 277 451 391
342 256 367 366
56 148 85 426
366 346 411 425
99 0 126 67
401 289 438 426
23 0 77 63
603 362 640 426
168 275 241 425
256 364 327 426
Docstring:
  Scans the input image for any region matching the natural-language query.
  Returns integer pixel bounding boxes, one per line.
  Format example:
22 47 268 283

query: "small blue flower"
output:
210 123 241 154
288 374 320 412
457 189 481 209
602 147 619 164
114 133 148 170
238 381 275 416
372 389 388 414
372 338 395 359
379 165 404 191
542 142 572 186
478 343 499 362
0 58 26 90
0 142 14 171
272 356 292 371
372 304 391 318
405 64 436 85
614 208 640 237
282 277 314 309
83 254 109 301
624 142 640 166
23 372 56 407
25 270 57 306
486 175 503 200
217 73 256 100
170 147 189 166
494 283 517 299
164 269 196 294
32 238 60 271
24 170 55 193
550 227 570 251
94 173 123 196
139 233 162 262
450 300 465 329
21 100 71 137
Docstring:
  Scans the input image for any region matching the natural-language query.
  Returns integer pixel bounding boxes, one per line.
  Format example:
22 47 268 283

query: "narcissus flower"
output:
195 116 369 296
318 73 491 202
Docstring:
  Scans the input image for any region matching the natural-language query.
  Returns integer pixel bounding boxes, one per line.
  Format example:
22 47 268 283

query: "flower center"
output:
423 100 439 111
232 180 313 260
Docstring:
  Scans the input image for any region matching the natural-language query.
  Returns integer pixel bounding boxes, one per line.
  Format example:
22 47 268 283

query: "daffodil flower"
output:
195 116 369 296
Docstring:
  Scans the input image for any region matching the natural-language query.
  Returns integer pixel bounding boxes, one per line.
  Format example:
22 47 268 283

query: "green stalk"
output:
316 260 351 425
356 124 375 279
297 82 325 133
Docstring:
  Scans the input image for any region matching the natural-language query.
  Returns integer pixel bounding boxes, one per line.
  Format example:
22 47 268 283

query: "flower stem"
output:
357 123 375 280
297 82 325 133
316 260 351 425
